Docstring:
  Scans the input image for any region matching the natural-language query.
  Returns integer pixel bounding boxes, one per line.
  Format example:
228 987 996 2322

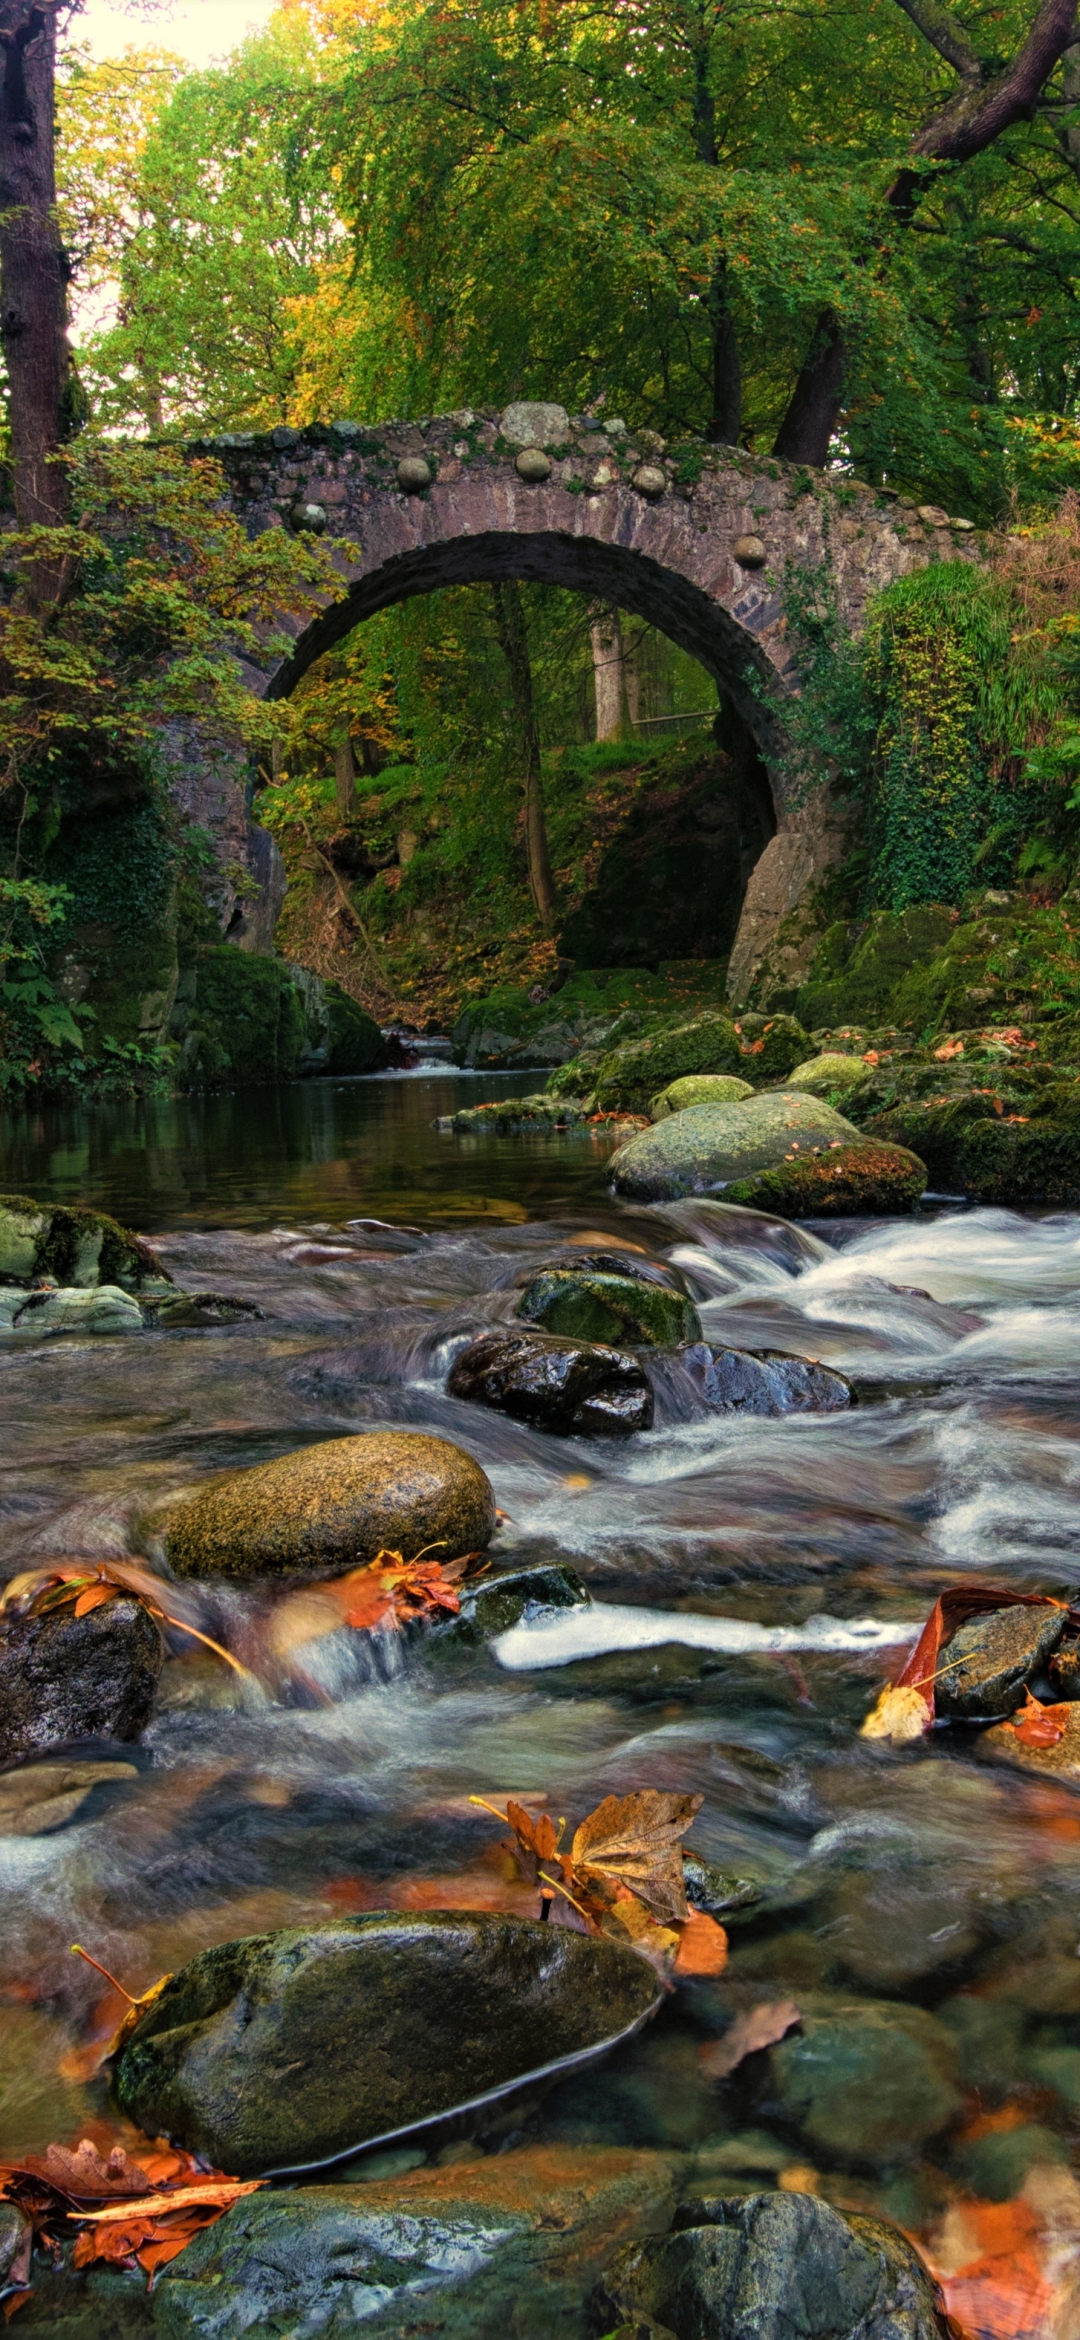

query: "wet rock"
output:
0 1598 163 1765
442 1561 590 1641
980 1701 1080 1776
722 1140 927 1218
650 1075 753 1119
753 1994 960 2167
952 2119 1068 2201
682 1855 763 1918
0 1757 138 1835
448 1329 653 1436
154 2145 677 2340
0 2201 30 2291
0 1283 145 1335
936 1601 1066 1718
682 1343 850 1415
438 1093 593 1133
0 1193 169 1290
1049 1636 1080 1697
516 1249 686 1293
517 1267 701 1347
114 1913 663 2176
139 1292 265 1328
608 1095 864 1202
157 1431 496 1582
594 2190 948 2340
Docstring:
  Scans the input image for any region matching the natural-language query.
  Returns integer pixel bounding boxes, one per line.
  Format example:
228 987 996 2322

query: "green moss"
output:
722 1141 927 1217
325 986 387 1074
867 1083 1080 1202
0 1192 167 1289
184 947 306 1088
591 1013 743 1113
516 1268 701 1346
796 906 959 1030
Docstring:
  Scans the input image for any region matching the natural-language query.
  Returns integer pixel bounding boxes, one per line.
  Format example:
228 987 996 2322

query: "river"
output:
2 1068 1079 2332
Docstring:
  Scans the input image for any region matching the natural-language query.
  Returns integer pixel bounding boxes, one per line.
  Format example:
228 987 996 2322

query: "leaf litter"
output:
470 1790 729 1975
860 1584 1080 1743
0 2132 263 2305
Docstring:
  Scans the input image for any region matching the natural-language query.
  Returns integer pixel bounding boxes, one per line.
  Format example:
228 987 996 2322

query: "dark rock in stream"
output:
682 1343 850 1416
594 2191 949 2340
139 1292 265 1328
439 1561 590 1641
682 1853 763 1919
154 2145 678 2340
517 1267 701 1347
936 1600 1066 1718
156 1431 496 1581
1049 1635 1080 1697
448 1329 653 1436
753 1994 960 2167
0 1598 162 1766
114 1913 662 2175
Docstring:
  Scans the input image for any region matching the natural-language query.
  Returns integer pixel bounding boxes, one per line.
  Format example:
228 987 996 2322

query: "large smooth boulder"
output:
0 1193 169 1290
517 1267 701 1347
594 2191 948 2340
155 2145 677 2340
0 1284 145 1335
0 1597 162 1765
448 1329 653 1436
114 1914 662 2176
650 1074 753 1118
723 1140 927 1218
754 1994 960 2167
683 1343 850 1415
937 1601 1065 1718
608 1094 863 1202
157 1431 495 1582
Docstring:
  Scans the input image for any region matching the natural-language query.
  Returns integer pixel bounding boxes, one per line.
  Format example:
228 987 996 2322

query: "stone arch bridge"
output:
179 398 978 1000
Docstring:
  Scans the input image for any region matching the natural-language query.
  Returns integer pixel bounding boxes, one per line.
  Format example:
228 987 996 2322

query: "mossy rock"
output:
184 947 306 1088
868 1083 1080 1202
0 1194 169 1290
795 907 960 1030
723 1140 927 1217
440 1094 593 1134
517 1267 701 1346
732 1014 809 1081
785 1052 868 1102
325 985 387 1075
156 1430 496 1582
650 1074 753 1118
609 1093 862 1202
592 1013 744 1113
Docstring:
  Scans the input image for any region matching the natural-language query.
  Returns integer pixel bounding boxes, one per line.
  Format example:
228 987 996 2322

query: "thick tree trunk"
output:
705 256 742 446
491 581 556 928
334 736 357 819
590 609 625 741
772 310 846 468
0 0 71 560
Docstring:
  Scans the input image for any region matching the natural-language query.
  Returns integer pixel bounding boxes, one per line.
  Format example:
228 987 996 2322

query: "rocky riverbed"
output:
1 1071 1080 2337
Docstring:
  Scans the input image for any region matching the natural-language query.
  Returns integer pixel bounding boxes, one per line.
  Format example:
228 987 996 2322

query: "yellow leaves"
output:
472 1788 721 1975
569 1791 701 1926
860 1683 932 1742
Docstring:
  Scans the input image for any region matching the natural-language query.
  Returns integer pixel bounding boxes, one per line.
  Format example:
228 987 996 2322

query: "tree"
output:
491 581 556 925
0 0 73 564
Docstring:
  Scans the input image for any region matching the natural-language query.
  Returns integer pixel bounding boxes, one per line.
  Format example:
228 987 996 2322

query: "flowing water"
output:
3 1070 1080 2330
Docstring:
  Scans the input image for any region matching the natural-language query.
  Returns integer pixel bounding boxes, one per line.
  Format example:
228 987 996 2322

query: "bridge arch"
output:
191 403 972 992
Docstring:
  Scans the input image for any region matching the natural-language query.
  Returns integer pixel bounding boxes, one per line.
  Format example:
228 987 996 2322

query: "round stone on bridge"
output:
499 401 569 448
733 533 767 568
396 457 432 493
631 463 667 498
291 502 327 534
515 447 552 483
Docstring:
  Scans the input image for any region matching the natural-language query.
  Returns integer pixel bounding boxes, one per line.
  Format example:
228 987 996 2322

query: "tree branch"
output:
890 0 983 87
909 0 1079 166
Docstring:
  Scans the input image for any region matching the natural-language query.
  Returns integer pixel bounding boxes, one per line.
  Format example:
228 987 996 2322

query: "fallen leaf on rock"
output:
472 1789 708 1967
571 1792 703 1926
700 1999 802 2079
860 1584 1079 1742
1005 1690 1069 1748
0 2134 263 2298
287 1548 486 1641
0 1560 253 1683
672 1909 728 1976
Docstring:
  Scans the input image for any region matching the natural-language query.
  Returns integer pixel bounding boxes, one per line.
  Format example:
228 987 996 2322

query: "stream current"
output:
3 1069 1080 2306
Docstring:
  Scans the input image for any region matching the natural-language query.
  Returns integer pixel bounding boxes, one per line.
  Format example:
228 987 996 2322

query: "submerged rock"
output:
608 1094 863 1202
0 1758 139 1836
443 1561 590 1641
139 1291 265 1328
980 1702 1080 1777
722 1140 927 1218
682 1343 850 1416
158 1431 496 1582
0 1193 169 1291
937 1601 1066 1718
0 1283 145 1335
682 1854 763 1918
0 1598 162 1766
448 1328 653 1436
517 1267 701 1347
650 1074 753 1118
594 2190 948 2340
114 1913 662 2176
753 1994 960 2167
155 2145 677 2340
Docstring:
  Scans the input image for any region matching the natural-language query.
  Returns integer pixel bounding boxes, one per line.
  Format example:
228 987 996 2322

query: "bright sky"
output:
74 0 278 66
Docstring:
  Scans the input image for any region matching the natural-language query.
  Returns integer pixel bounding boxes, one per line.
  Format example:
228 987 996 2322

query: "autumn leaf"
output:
861 1584 1079 1742
1004 1690 1069 1747
860 1683 934 1743
0 1561 253 1683
0 2134 263 2299
699 1998 802 2078
570 1791 703 1925
673 1909 729 1976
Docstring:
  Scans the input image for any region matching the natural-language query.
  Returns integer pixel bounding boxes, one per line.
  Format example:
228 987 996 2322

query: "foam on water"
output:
494 1602 920 1670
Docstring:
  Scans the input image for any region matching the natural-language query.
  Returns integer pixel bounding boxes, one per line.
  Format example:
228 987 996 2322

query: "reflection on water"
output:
2 1077 1080 2321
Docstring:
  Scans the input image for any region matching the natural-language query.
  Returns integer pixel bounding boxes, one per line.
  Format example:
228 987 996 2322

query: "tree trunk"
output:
0 0 71 570
491 581 556 928
772 309 847 468
334 736 357 819
705 255 742 446
590 608 625 741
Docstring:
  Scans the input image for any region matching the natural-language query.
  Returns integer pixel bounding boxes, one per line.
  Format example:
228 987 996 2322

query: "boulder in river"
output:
442 1561 590 1641
0 1193 170 1290
593 2190 949 2340
650 1074 753 1118
158 1430 496 1582
155 2145 677 2340
0 1284 145 1335
682 1343 850 1415
0 1596 162 1765
937 1600 1066 1718
448 1328 653 1436
980 1701 1080 1777
753 1993 960 2167
608 1094 865 1202
114 1912 663 2175
722 1139 927 1218
785 1052 869 1101
517 1266 701 1347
